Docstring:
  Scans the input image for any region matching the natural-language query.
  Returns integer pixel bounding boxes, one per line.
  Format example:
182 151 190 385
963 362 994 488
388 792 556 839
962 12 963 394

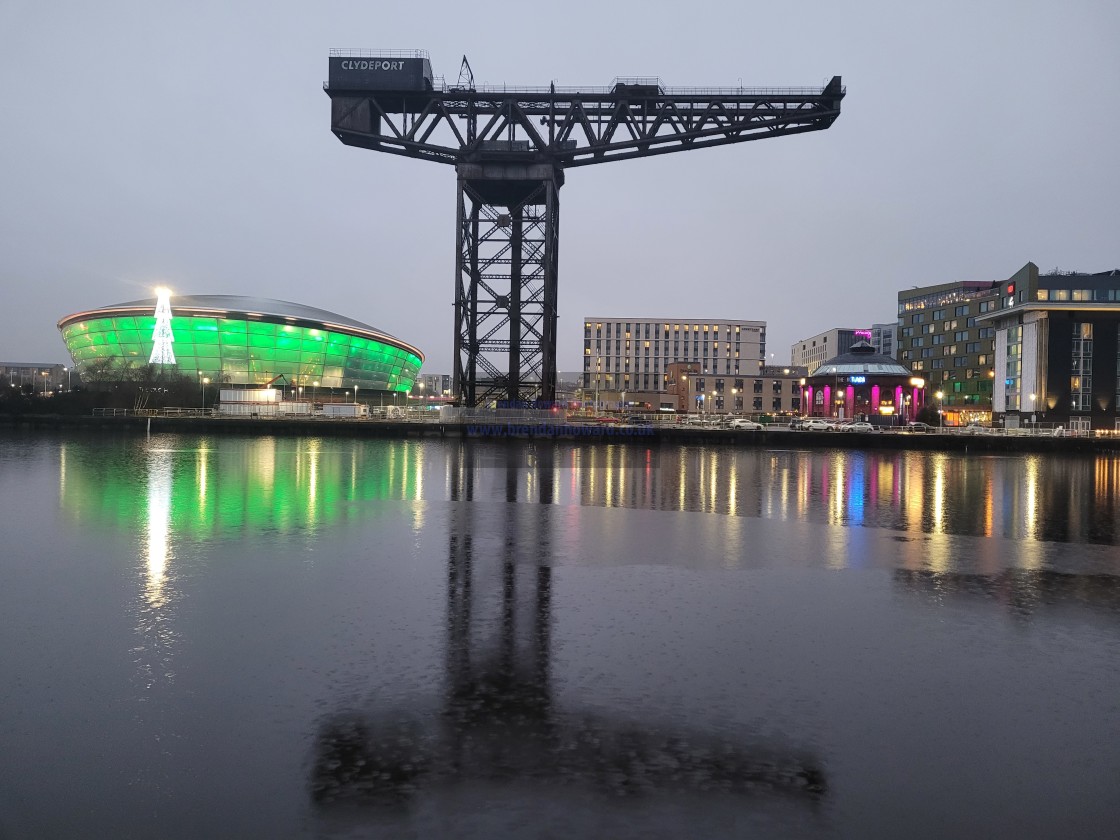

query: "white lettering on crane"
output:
340 60 408 71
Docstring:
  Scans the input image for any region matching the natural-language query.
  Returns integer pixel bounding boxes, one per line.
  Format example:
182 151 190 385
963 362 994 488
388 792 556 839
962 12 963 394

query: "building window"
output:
1072 323 1093 412
1004 323 1022 410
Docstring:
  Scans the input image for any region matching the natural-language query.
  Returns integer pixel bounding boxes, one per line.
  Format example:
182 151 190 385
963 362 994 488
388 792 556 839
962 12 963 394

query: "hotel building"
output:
897 280 1000 423
582 317 766 395
981 262 1120 433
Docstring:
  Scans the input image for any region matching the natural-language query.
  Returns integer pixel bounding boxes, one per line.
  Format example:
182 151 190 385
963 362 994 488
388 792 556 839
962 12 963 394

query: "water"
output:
1 431 1119 838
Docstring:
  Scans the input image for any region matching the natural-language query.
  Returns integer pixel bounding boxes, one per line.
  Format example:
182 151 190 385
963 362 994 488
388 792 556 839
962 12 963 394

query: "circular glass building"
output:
57 294 424 392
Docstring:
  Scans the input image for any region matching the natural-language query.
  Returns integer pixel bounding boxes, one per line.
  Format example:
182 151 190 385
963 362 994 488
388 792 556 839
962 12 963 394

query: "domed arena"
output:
57 294 424 393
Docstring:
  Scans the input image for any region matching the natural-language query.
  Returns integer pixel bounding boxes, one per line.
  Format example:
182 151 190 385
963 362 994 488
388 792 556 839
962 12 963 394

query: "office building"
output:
791 328 865 372
870 322 897 359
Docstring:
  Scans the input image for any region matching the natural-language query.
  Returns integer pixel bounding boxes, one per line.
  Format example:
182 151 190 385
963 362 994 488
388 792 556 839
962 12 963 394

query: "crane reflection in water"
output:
309 441 827 812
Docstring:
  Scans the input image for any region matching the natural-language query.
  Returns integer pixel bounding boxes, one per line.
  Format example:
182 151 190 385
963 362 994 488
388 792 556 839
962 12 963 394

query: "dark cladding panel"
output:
328 57 432 91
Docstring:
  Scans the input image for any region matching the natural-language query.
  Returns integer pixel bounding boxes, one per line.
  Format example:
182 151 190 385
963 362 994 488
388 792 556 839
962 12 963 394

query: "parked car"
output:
729 418 764 430
804 419 833 431
959 423 992 435
843 421 878 433
905 421 934 433
625 414 653 427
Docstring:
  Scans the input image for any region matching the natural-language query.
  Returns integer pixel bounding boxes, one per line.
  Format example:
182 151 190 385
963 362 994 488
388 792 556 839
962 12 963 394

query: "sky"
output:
2 0 1118 372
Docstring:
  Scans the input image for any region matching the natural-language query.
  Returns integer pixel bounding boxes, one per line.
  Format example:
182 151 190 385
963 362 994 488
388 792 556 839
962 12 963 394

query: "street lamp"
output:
354 384 359 403
42 371 48 396
935 390 944 429
201 376 210 409
313 380 319 403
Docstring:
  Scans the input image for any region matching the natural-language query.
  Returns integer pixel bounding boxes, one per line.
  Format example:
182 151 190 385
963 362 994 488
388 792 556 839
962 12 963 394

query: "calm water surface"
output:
1 431 1119 839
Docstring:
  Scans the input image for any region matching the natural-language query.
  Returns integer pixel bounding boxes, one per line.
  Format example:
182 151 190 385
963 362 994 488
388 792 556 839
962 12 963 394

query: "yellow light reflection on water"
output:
829 454 845 526
308 438 321 528
930 453 947 534
1024 454 1041 546
678 448 688 512
707 450 719 514
145 447 174 608
983 475 993 538
728 456 737 517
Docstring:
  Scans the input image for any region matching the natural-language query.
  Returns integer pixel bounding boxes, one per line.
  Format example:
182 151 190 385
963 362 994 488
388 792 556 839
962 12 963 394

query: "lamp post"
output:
594 359 601 413
42 371 48 396
935 390 944 429
313 380 319 403
64 367 71 392
354 385 359 404
201 376 210 409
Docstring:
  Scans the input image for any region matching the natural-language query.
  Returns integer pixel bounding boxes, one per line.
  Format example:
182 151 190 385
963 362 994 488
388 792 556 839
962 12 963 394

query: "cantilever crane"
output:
325 51 845 406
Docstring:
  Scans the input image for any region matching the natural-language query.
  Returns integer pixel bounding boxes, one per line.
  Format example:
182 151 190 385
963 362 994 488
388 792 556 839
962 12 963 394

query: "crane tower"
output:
325 51 844 406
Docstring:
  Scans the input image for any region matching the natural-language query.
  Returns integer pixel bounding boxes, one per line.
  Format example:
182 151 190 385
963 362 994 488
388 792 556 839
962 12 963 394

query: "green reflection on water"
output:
59 435 425 541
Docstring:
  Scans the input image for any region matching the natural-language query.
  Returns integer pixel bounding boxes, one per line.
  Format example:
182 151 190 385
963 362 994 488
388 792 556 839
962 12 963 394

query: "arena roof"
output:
58 294 422 359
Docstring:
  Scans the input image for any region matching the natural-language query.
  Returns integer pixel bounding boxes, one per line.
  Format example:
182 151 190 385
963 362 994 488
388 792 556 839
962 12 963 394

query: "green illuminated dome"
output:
57 294 425 391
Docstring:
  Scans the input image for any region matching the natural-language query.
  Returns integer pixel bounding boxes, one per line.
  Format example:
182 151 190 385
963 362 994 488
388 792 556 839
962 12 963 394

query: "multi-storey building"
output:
791 328 864 372
981 262 1120 433
664 361 806 415
897 280 1001 423
582 317 765 395
1 362 72 394
414 373 452 397
870 322 897 359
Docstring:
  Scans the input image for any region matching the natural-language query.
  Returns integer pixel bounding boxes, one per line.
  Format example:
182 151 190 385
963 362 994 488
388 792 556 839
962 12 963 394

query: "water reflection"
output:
56 438 1120 555
58 435 427 541
894 569 1120 621
546 445 1120 546
311 447 827 816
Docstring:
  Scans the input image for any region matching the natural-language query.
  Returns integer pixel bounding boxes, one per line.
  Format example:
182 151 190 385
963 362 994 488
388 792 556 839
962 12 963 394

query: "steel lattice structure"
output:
326 52 844 405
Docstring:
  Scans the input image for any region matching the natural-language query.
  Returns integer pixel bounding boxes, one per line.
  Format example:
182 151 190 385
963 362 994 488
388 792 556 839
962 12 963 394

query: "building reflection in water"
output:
58 435 426 541
553 445 1120 549
311 441 828 812
58 435 432 700
893 568 1120 622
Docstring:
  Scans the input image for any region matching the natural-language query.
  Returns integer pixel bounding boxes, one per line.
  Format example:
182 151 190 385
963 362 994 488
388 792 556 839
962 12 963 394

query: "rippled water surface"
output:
2 431 1119 838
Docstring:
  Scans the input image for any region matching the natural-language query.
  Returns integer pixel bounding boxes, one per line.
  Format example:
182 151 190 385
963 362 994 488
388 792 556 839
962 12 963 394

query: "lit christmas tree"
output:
149 288 176 366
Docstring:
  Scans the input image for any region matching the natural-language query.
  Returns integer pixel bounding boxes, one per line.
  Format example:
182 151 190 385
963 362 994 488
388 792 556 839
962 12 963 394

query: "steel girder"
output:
453 168 560 406
328 77 844 167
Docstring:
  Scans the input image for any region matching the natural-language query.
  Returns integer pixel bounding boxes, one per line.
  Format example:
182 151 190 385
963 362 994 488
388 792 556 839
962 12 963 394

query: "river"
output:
1 431 1118 838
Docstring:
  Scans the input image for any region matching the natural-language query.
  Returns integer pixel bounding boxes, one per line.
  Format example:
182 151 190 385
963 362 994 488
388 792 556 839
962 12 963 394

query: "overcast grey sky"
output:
2 0 1117 372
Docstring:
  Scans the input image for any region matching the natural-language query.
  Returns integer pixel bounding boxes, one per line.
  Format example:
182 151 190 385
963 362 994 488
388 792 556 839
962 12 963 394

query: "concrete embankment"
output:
3 413 1118 454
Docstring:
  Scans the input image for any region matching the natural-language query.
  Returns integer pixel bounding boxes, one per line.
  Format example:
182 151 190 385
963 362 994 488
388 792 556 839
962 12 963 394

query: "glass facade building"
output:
57 295 424 392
